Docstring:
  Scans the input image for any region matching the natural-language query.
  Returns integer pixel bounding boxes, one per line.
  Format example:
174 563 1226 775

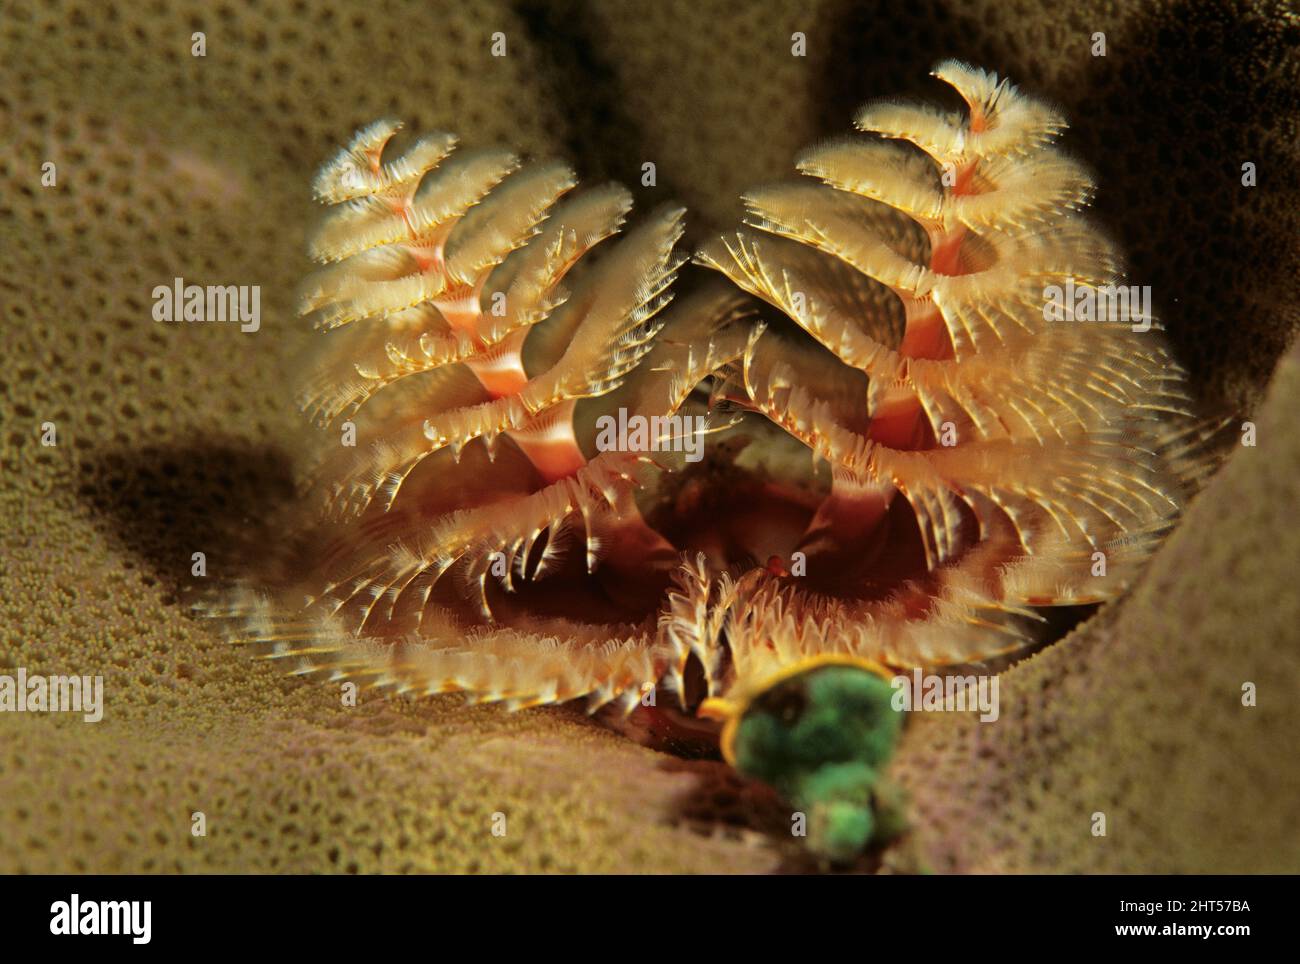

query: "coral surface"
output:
1 0 1297 873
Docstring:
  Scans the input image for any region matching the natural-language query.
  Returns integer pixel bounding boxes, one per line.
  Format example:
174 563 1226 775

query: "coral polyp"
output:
224 63 1224 859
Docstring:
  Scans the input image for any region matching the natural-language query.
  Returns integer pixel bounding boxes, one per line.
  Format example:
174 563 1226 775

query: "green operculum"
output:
731 664 906 862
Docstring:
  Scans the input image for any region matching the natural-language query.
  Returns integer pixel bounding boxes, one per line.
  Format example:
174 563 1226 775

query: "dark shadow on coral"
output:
74 441 296 603
513 0 679 210
659 757 908 874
